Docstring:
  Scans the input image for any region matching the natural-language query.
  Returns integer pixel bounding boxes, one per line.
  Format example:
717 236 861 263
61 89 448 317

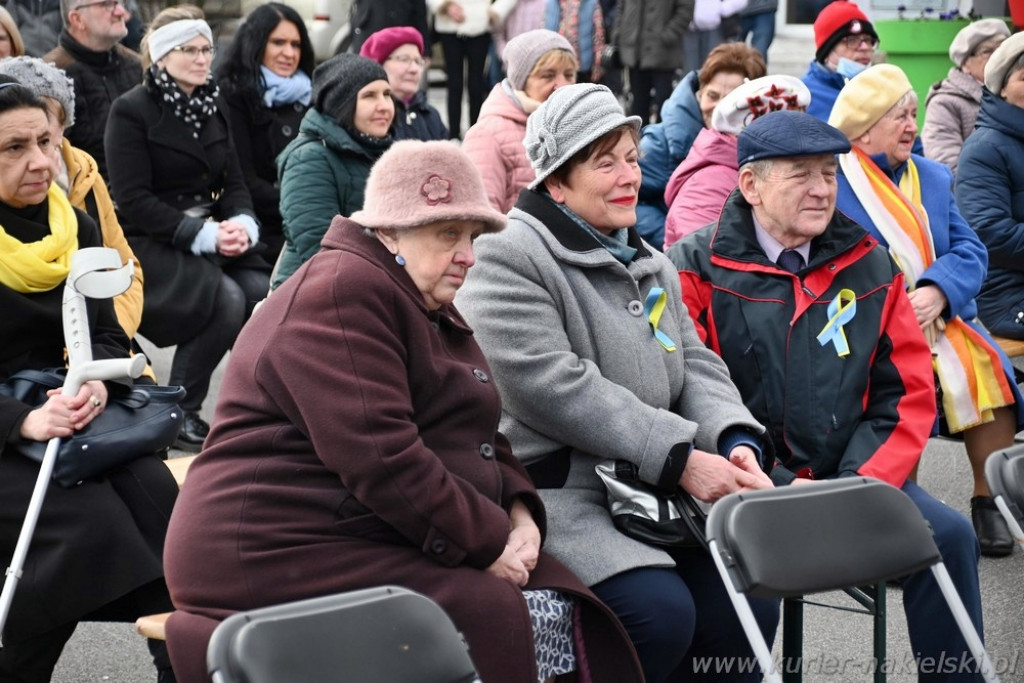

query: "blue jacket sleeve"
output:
956 131 1024 272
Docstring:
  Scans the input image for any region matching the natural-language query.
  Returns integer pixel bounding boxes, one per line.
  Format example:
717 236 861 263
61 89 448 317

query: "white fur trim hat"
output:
711 75 811 135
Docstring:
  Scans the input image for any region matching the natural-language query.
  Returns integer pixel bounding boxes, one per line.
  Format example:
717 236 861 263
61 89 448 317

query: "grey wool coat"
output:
457 190 764 586
922 68 983 174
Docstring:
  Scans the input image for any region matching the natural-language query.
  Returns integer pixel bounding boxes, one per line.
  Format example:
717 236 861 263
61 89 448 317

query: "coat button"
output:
431 539 446 554
479 443 495 459
282 124 293 136
473 368 489 382
627 300 644 316
193 194 203 202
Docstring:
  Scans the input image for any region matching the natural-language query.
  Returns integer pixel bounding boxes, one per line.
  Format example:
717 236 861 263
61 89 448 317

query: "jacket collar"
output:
710 189 872 272
515 188 654 258
59 29 122 67
977 88 1024 143
321 216 474 334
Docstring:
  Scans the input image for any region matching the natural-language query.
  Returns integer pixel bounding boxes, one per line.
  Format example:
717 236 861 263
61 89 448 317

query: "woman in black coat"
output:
215 2 314 263
0 78 177 683
105 8 270 450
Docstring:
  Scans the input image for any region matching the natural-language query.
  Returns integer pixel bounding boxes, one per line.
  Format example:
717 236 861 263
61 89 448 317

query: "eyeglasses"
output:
386 54 426 67
73 0 125 12
840 34 878 49
170 45 217 59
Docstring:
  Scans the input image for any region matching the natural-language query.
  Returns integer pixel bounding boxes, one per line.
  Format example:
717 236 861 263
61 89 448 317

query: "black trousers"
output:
629 68 676 124
0 579 174 683
170 268 267 412
438 31 491 138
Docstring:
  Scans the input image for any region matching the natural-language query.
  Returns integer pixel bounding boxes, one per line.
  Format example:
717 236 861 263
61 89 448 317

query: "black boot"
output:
174 411 210 452
970 496 1014 557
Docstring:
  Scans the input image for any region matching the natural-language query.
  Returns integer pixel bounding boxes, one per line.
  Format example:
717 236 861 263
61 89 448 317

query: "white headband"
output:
148 19 213 63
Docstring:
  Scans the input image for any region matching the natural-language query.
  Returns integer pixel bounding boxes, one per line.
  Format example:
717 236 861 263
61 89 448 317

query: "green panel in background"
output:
874 18 1013 127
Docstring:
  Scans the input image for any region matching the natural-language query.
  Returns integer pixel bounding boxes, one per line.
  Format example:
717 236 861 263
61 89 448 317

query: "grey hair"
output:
881 89 919 121
739 158 775 179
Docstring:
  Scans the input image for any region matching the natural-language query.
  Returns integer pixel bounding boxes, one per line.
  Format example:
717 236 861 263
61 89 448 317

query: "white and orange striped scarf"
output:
839 148 1013 433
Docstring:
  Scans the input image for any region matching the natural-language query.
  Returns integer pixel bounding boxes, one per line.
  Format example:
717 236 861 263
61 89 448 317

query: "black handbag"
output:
0 368 185 487
595 460 708 550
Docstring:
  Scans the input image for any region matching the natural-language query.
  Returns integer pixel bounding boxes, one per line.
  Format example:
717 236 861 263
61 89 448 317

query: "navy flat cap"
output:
737 110 851 166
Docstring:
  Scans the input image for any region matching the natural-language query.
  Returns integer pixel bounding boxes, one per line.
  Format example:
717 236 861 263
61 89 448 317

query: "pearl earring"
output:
395 254 406 266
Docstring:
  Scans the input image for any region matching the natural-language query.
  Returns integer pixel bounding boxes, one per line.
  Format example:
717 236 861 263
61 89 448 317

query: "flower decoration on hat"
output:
527 124 559 175
421 174 453 205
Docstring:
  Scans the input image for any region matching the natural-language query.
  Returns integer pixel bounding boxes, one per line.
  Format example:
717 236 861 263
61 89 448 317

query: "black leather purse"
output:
595 460 709 550
0 368 185 487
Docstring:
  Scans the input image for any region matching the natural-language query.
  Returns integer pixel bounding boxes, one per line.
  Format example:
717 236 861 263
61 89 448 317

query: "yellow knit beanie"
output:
828 64 914 140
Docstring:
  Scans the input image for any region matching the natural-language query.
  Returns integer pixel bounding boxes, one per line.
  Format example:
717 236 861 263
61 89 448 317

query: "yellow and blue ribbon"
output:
644 288 677 352
817 288 856 357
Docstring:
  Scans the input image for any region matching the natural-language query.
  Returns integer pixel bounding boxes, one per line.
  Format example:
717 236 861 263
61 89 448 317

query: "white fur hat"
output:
711 75 812 136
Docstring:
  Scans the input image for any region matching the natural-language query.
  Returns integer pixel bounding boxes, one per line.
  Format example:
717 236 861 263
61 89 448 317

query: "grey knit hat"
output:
984 31 1024 94
312 53 389 122
0 56 75 128
525 83 641 189
503 29 575 91
351 140 506 234
949 19 1009 67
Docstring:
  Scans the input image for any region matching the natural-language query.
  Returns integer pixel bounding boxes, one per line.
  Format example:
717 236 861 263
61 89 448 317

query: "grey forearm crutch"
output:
0 248 146 644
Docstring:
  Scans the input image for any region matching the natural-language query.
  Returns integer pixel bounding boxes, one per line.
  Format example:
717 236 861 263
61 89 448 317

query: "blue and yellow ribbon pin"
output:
817 288 857 357
644 288 677 352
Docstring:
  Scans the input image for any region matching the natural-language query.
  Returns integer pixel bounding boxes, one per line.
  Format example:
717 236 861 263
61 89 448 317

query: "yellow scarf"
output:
839 149 1014 433
0 184 79 293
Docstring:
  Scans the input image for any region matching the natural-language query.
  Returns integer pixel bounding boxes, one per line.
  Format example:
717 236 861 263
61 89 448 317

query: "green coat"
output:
274 108 384 288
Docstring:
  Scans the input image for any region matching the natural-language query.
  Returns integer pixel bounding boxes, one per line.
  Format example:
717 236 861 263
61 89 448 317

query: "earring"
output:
395 254 406 266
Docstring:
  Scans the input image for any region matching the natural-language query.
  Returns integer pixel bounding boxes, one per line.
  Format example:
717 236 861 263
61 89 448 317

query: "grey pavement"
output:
52 34 1024 683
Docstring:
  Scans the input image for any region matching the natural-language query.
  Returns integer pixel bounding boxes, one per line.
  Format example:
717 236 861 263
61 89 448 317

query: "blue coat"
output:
636 70 704 246
837 151 1023 427
955 89 1024 334
802 61 846 122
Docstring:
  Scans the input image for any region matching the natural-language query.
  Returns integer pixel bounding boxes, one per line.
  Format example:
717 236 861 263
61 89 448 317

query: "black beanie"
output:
311 53 389 123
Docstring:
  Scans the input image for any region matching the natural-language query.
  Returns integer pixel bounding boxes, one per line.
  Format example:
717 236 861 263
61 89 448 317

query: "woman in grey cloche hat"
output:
457 82 779 682
921 18 1009 172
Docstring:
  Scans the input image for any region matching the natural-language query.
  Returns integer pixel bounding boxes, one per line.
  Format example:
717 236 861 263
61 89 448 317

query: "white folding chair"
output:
207 586 481 683
705 478 1000 683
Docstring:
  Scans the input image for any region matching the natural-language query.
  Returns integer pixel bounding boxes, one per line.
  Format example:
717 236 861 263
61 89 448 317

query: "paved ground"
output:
50 34 1024 683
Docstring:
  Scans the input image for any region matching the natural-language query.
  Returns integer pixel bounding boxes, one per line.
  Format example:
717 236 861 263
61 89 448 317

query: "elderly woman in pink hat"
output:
462 28 578 213
162 139 644 683
360 25 448 141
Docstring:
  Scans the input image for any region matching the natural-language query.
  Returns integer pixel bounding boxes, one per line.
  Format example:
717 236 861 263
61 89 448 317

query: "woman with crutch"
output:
0 77 178 682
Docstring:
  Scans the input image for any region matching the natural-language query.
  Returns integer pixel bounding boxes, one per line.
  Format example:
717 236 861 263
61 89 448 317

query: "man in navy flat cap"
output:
670 110 986 679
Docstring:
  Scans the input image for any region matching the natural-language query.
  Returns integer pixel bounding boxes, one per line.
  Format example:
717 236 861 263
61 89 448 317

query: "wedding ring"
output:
91 396 101 407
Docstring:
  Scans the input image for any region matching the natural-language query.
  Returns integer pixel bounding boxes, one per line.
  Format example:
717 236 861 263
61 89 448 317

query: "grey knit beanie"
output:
503 29 575 91
312 53 389 122
525 83 641 189
0 56 75 128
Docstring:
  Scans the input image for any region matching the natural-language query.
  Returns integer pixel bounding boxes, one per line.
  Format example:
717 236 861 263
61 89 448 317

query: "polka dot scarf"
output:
147 66 220 138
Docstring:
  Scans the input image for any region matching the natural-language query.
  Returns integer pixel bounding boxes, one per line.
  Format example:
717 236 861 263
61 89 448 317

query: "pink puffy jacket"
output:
663 128 738 249
462 83 536 214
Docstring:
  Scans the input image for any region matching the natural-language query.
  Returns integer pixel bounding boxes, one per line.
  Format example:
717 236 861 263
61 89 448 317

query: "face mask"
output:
836 57 868 80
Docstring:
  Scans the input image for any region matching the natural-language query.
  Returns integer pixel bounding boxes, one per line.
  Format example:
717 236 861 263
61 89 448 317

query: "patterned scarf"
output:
557 0 605 82
0 184 79 293
148 66 220 139
839 148 1014 432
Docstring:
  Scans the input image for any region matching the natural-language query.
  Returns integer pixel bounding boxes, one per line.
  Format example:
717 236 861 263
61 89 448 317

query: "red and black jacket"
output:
670 190 936 487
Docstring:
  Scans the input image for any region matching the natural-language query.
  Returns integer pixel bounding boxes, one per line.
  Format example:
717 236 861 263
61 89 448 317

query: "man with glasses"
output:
802 1 879 121
44 0 142 179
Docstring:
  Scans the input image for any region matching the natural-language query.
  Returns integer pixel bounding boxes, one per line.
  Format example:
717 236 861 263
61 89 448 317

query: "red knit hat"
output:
814 1 877 63
359 26 424 64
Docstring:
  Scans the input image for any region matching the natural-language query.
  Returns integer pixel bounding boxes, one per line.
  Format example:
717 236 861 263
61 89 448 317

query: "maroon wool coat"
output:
162 217 642 683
